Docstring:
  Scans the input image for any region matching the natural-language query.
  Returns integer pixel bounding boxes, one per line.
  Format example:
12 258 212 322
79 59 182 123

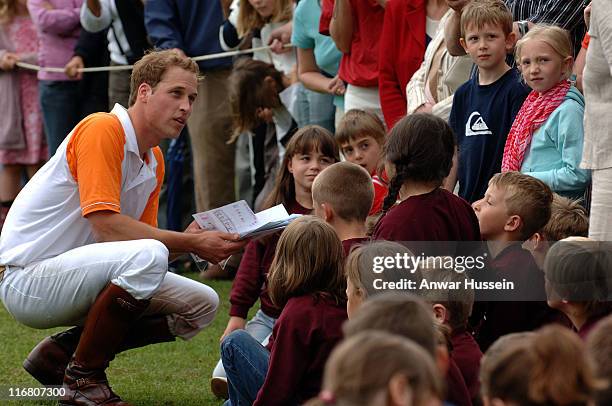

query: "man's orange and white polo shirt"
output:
0 104 165 267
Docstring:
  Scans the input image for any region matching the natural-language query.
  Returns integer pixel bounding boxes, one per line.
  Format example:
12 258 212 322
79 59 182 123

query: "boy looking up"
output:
449 0 529 203
471 171 559 350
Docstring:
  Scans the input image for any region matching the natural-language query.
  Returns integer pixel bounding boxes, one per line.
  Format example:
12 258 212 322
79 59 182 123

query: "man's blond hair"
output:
129 49 199 107
488 172 553 240
312 162 374 223
460 0 513 38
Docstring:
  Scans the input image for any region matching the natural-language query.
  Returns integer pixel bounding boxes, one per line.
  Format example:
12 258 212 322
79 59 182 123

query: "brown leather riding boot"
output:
23 327 82 386
24 316 175 388
59 283 149 406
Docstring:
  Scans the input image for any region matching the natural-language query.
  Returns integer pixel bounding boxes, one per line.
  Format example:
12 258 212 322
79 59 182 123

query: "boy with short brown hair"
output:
312 161 373 255
449 0 529 203
471 171 558 350
336 109 388 215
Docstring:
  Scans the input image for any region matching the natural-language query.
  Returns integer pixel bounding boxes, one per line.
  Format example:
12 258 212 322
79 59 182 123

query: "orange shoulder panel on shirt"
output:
138 146 165 228
66 113 126 217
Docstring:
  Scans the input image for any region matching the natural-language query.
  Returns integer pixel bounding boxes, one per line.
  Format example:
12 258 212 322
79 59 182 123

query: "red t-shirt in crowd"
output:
370 174 388 215
229 201 310 319
320 0 385 87
254 294 347 405
379 0 427 128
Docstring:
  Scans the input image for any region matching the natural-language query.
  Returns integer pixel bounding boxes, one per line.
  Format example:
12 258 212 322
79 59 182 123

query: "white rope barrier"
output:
14 44 292 73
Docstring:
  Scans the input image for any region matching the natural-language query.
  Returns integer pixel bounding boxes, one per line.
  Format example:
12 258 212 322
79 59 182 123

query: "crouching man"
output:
0 49 247 405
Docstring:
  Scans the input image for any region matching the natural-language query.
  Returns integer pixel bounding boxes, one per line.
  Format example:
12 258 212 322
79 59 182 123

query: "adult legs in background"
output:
588 168 612 240
344 84 384 127
296 84 336 133
108 64 132 109
187 68 235 211
38 81 81 157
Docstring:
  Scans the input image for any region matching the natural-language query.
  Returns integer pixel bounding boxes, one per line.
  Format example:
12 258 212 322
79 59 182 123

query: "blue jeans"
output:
221 330 270 406
39 80 82 157
213 309 276 378
295 84 336 133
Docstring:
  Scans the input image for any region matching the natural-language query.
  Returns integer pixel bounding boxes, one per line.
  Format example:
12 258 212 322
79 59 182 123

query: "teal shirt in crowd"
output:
521 86 591 199
291 0 344 109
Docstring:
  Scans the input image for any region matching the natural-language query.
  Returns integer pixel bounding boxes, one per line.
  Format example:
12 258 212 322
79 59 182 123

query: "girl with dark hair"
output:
372 113 480 242
210 126 339 399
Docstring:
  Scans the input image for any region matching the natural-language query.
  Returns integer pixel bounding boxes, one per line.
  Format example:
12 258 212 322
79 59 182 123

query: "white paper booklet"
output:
192 200 302 239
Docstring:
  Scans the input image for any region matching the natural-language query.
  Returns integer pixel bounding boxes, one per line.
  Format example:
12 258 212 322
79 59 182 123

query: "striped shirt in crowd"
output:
505 0 589 55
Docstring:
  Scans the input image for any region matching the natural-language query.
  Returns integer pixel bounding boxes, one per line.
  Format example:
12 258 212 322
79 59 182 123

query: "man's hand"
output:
190 230 248 264
327 75 346 96
267 21 292 54
446 0 471 12
220 316 247 342
64 55 84 80
41 1 54 10
0 52 18 71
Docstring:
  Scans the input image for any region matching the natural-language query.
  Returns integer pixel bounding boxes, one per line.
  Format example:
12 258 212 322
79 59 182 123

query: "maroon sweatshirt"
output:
229 202 310 319
254 294 348 406
342 237 369 257
451 327 483 403
373 188 480 242
474 243 558 351
447 358 473 406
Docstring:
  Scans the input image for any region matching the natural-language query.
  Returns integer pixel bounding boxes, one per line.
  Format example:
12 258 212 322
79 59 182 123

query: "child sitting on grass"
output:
525 194 589 270
544 238 612 339
344 241 418 318
480 325 599 406
221 216 347 406
344 293 472 406
305 331 444 406
417 265 482 404
311 161 373 256
471 171 556 350
373 113 480 244
211 126 338 399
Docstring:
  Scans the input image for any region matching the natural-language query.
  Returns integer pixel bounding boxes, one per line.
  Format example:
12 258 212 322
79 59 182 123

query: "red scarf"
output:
501 80 571 172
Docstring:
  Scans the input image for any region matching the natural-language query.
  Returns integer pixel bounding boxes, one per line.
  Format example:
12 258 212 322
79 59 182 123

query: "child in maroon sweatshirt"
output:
211 126 339 398
471 172 557 351
372 114 480 246
221 216 348 406
418 266 483 404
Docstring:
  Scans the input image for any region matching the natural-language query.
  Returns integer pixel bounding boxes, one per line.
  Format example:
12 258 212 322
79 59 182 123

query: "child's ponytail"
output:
380 114 456 215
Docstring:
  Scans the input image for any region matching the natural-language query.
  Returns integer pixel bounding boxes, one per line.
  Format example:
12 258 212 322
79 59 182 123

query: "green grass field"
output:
0 276 242 406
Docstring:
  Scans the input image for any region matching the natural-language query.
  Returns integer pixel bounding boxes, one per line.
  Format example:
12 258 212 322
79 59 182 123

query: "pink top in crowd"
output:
27 0 82 81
